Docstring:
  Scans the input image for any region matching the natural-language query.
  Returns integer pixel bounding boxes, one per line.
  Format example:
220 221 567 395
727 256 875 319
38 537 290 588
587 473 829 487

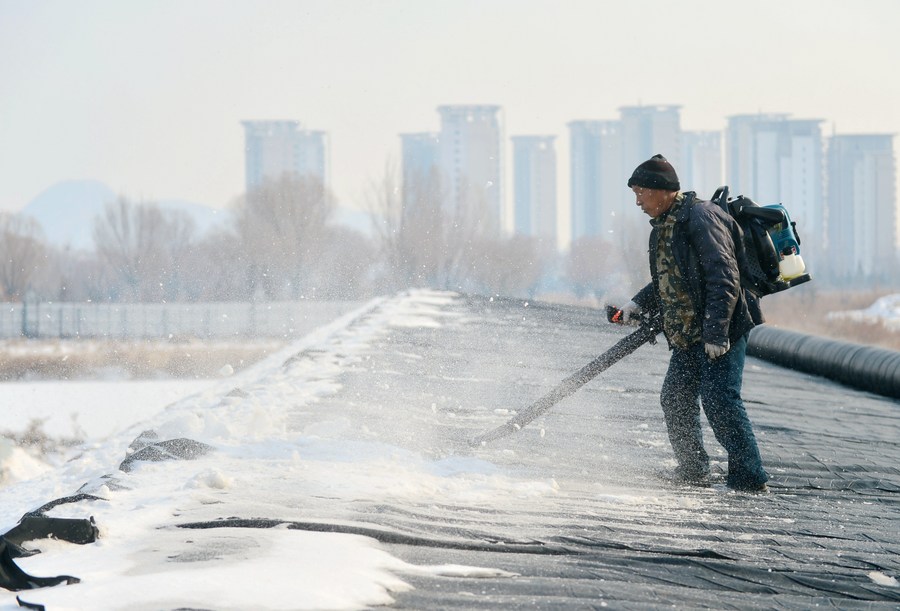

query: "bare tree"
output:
31 245 100 302
468 234 545 297
308 225 376 299
179 227 251 301
435 180 504 292
92 196 197 301
0 213 47 301
367 167 541 295
159 209 198 301
566 235 638 302
234 174 335 300
366 164 444 291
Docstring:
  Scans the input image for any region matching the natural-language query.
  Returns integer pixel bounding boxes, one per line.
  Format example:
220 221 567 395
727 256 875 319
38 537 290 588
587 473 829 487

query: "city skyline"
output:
3 0 899 239
240 101 895 283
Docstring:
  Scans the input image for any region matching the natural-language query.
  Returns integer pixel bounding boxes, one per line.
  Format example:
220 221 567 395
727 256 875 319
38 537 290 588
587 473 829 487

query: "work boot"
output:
661 466 710 487
729 481 769 494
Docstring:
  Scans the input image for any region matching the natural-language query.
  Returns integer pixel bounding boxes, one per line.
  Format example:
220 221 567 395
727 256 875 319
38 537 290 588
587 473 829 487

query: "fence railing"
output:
0 301 364 340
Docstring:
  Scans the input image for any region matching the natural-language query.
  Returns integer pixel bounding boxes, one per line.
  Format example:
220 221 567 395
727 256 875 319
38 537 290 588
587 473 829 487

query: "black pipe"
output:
747 326 900 399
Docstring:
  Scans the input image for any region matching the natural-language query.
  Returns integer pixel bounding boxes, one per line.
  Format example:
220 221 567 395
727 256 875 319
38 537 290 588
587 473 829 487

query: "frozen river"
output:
1 378 215 441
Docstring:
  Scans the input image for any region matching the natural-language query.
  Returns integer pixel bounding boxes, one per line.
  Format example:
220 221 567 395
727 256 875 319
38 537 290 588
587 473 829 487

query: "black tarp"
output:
4 293 899 609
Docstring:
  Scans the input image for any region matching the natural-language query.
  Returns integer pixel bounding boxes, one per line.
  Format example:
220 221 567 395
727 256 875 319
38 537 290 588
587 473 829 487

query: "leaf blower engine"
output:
713 186 811 296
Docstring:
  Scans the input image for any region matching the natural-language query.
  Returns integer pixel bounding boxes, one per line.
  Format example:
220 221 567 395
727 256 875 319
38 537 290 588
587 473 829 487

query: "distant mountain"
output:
22 180 115 249
20 179 375 250
21 180 232 250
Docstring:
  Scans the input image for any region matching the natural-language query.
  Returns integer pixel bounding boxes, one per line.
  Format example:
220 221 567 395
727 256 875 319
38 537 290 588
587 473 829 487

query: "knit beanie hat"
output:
626 154 680 191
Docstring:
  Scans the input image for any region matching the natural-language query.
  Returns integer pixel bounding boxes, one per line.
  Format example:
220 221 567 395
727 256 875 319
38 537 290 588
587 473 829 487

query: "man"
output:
617 154 769 493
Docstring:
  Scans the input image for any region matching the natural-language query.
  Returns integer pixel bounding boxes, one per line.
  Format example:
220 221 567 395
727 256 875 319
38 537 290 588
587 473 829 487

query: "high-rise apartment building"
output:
242 120 328 193
825 134 897 282
512 135 558 251
436 105 504 230
681 131 723 199
568 120 625 243
568 106 681 247
619 105 682 171
725 115 824 261
400 132 441 208
725 114 789 197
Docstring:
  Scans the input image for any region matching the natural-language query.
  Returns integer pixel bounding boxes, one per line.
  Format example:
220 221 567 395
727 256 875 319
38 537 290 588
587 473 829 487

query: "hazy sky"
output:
2 0 898 222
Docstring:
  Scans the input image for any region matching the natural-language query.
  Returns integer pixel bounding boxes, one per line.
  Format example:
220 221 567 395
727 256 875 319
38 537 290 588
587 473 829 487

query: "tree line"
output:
0 172 649 304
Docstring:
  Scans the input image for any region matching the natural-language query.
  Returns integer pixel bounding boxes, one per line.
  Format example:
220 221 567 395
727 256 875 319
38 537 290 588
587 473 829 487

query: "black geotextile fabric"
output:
0 493 103 592
277 294 900 609
0 523 90 592
1 432 211 594
5 293 900 609
0 538 80 593
118 436 213 473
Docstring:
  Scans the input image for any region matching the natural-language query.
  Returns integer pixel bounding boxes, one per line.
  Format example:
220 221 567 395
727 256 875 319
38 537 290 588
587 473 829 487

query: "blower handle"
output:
606 305 662 345
712 186 730 214
606 305 626 324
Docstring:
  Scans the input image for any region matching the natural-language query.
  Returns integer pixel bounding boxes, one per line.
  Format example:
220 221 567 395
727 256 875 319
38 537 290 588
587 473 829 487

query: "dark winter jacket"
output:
631 192 757 348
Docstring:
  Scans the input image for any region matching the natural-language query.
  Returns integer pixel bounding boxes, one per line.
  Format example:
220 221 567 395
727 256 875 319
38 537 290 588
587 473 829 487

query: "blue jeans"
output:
660 334 768 489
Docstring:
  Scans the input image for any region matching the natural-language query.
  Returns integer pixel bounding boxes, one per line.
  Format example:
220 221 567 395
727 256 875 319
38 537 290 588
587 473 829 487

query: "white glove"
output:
705 341 730 360
620 300 642 326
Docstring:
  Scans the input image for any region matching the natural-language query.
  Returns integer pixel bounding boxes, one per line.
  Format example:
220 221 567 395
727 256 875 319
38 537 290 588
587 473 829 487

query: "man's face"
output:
631 186 675 218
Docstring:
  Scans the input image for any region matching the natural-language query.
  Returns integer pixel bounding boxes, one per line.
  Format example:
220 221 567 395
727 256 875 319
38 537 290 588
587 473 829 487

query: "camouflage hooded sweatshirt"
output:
651 194 702 349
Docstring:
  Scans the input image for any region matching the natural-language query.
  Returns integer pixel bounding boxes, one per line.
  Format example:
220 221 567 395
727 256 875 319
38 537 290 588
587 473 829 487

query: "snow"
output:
1 379 215 440
4 289 898 608
868 571 899 588
827 293 900 330
0 438 49 485
0 292 526 610
14 529 412 611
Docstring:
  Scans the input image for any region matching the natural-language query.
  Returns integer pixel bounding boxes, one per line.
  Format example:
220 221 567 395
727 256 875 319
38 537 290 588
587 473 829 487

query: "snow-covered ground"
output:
0 293 526 610
1 378 214 486
5 290 898 610
827 293 900 330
